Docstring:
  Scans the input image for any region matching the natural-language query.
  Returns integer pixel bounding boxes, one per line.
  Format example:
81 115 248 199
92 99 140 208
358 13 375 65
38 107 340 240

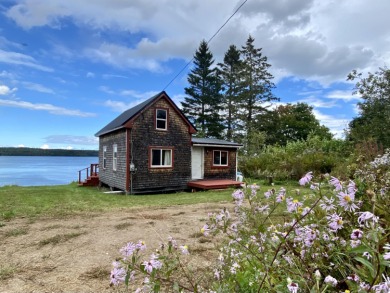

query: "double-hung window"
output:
156 109 167 130
113 144 118 171
151 148 173 168
103 146 107 169
213 150 228 166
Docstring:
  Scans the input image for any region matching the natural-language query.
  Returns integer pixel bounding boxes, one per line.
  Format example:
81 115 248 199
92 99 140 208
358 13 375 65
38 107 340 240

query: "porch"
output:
187 179 242 190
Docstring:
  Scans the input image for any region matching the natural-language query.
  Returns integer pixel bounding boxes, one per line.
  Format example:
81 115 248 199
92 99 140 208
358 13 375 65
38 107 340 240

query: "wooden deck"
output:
187 179 242 190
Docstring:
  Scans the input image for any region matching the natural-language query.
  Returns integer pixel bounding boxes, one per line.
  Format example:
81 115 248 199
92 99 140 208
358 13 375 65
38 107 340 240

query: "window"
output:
113 144 118 171
151 148 172 167
213 150 228 166
156 109 167 130
103 146 107 169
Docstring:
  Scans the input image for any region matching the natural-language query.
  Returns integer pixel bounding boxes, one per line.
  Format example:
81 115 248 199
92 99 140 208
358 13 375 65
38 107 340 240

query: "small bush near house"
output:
239 135 350 181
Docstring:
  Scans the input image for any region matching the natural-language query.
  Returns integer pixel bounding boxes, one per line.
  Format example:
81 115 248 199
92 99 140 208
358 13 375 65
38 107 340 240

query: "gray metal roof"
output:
192 137 243 148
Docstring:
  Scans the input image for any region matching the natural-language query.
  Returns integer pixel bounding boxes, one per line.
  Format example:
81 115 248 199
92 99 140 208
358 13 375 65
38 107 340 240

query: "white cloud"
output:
104 100 139 112
4 0 390 84
0 85 17 95
312 109 349 138
0 49 53 72
44 135 98 146
326 90 361 102
86 72 95 78
297 96 337 108
40 144 49 149
0 98 95 117
85 42 166 72
22 82 55 94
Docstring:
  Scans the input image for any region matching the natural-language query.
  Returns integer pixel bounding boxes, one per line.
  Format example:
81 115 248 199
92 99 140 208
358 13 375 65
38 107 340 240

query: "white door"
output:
191 147 204 179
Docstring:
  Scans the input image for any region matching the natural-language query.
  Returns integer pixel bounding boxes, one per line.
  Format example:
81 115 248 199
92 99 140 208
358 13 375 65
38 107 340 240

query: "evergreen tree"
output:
181 40 223 138
239 36 277 150
218 45 243 141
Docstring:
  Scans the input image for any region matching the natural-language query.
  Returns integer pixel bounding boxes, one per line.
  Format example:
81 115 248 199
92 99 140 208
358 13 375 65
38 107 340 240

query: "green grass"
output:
38 232 86 247
0 265 16 280
4 227 29 237
0 181 302 221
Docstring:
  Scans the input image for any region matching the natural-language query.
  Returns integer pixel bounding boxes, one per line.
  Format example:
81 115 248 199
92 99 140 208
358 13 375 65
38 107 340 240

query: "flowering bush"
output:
110 153 390 292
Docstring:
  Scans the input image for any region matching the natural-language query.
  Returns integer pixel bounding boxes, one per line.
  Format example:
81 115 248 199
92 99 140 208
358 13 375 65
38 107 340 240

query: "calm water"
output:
0 156 98 187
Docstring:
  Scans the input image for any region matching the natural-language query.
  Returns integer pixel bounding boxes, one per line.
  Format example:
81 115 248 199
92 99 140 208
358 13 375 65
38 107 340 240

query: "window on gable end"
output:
156 109 167 130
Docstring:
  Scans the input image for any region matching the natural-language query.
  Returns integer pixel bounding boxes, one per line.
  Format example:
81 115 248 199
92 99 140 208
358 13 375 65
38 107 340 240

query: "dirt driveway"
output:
0 202 230 293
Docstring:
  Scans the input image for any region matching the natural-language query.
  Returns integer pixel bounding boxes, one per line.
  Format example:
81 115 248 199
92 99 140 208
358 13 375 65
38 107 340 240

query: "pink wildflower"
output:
356 211 379 227
142 254 162 273
120 242 136 258
319 196 336 211
348 274 360 282
264 188 274 198
329 176 343 191
372 274 390 292
168 236 178 249
351 229 363 240
350 239 361 248
136 240 146 251
201 224 210 236
337 191 359 212
363 251 372 260
286 197 303 213
347 180 357 194
276 187 286 202
110 261 127 286
180 245 189 255
287 280 299 293
327 213 344 232
299 171 313 186
324 275 337 286
232 189 244 205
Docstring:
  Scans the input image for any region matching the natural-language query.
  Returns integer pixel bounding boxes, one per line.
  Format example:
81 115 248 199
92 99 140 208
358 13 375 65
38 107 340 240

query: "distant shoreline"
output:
0 147 98 157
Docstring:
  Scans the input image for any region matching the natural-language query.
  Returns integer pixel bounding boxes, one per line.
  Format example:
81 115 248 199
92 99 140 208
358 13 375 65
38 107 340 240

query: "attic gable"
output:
95 91 196 136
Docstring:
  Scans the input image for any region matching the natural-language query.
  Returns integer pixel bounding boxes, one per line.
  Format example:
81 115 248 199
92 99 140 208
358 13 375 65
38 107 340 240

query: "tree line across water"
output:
0 147 98 157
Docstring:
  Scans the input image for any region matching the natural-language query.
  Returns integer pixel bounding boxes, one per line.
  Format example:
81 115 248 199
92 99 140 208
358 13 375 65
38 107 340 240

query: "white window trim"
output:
213 150 229 166
113 144 118 171
150 148 172 168
103 146 107 169
156 109 167 130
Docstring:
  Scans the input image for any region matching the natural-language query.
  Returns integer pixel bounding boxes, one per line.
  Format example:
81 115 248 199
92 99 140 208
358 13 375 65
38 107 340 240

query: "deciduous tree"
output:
347 67 390 148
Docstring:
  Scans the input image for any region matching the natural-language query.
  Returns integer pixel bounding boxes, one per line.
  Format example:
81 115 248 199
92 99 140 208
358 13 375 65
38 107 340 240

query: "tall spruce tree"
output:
181 40 223 138
218 44 243 141
240 36 277 150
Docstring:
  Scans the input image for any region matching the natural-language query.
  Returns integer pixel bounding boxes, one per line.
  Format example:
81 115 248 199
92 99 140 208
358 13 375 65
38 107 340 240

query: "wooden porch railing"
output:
78 163 99 184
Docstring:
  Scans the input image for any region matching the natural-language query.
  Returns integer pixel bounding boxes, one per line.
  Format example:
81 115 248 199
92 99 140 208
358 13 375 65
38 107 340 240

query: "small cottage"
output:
95 91 242 194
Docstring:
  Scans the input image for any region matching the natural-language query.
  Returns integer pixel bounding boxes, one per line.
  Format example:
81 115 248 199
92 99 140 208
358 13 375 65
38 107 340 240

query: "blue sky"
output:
0 0 389 150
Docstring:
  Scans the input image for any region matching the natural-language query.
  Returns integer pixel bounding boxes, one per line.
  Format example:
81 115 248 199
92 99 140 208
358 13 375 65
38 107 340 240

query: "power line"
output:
163 0 248 91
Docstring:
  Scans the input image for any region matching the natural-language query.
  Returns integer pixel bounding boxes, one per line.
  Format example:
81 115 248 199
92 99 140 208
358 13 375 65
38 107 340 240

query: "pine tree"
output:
181 40 223 138
218 44 243 141
240 36 277 150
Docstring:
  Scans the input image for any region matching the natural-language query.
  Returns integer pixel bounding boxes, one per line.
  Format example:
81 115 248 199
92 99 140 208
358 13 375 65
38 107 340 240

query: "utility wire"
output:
162 0 248 91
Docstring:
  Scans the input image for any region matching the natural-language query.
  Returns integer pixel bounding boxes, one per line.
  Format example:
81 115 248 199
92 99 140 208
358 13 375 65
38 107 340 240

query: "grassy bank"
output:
0 181 301 221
